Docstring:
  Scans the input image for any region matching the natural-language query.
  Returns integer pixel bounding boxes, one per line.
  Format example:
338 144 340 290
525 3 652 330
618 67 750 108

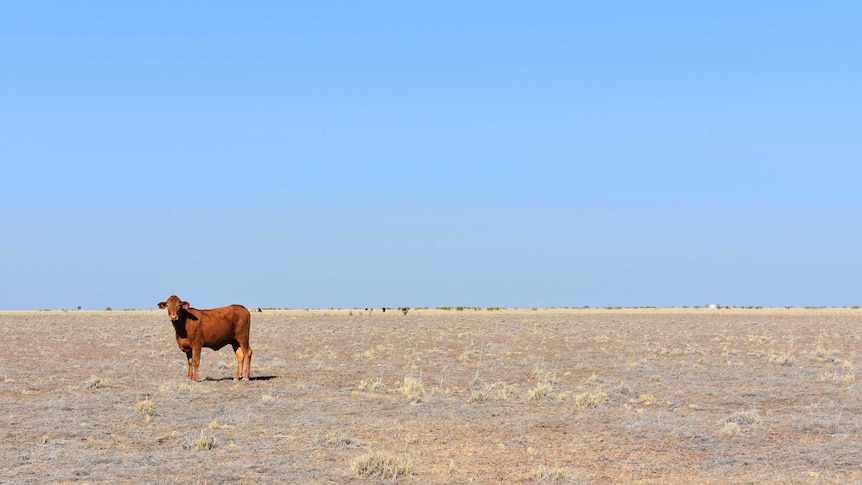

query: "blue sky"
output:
2 2 860 309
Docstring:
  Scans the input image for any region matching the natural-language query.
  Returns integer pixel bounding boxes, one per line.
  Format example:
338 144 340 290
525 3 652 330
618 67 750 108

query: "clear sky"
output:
2 2 860 310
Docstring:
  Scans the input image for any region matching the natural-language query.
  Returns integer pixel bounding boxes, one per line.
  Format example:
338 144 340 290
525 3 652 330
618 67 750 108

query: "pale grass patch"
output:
533 464 572 482
574 389 608 409
819 370 856 386
638 394 655 406
471 381 517 401
136 397 156 418
719 421 741 437
495 382 517 400
467 388 488 403
358 377 386 392
727 410 760 425
159 382 195 393
84 375 107 389
721 409 761 436
768 351 794 366
399 376 425 404
526 380 554 401
527 367 558 400
350 451 412 479
321 430 357 449
261 393 276 403
191 435 214 451
353 349 376 360
582 374 602 386
818 370 838 383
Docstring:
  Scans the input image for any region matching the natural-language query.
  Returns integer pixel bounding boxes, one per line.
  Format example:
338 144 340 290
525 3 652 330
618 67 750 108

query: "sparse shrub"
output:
350 452 412 479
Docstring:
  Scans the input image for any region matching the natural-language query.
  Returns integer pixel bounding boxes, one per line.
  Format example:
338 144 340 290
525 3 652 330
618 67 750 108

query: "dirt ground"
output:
1 307 861 484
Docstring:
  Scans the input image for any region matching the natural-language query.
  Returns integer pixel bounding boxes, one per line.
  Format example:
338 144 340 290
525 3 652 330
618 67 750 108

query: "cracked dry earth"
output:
1 307 861 483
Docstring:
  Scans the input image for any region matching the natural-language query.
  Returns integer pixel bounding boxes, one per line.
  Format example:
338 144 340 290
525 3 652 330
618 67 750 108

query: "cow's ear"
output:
181 301 190 310
158 302 167 309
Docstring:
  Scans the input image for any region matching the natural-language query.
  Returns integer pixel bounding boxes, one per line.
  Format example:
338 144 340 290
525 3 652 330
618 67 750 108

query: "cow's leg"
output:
232 343 243 381
191 345 201 381
242 344 253 380
232 342 253 380
185 349 194 380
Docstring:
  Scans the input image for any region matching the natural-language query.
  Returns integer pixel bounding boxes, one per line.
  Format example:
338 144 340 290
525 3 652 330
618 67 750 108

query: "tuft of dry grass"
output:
768 351 794 366
399 376 425 404
533 464 572 482
350 451 412 479
526 380 555 400
358 377 386 392
191 435 214 451
574 389 609 409
719 421 741 437
721 409 761 436
136 397 156 418
84 375 107 389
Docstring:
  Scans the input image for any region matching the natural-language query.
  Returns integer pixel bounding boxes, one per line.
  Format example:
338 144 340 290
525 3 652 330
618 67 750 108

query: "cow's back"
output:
199 304 251 348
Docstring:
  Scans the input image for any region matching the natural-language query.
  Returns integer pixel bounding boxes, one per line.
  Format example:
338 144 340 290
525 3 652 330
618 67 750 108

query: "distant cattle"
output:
157 295 253 381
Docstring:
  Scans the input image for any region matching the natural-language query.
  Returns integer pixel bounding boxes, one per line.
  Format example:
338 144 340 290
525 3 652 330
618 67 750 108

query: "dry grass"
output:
1 307 861 482
350 451 413 479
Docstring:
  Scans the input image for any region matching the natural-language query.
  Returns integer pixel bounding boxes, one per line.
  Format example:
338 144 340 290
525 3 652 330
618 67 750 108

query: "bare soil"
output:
1 308 861 483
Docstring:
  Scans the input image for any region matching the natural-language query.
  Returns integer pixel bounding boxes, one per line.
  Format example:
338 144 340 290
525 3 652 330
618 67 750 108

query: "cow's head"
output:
157 295 190 321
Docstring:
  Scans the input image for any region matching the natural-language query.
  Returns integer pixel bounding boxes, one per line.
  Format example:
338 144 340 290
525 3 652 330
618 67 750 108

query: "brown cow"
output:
157 295 253 381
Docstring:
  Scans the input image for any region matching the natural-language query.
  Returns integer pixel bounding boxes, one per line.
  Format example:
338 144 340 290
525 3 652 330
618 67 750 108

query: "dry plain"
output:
1 307 861 483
